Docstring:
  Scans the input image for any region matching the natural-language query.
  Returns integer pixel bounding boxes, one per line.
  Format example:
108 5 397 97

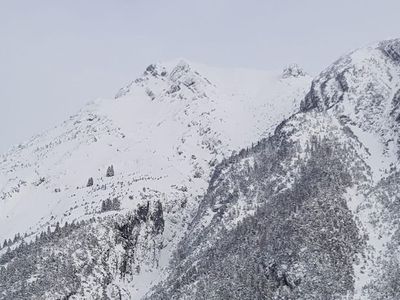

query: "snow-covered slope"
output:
0 60 311 298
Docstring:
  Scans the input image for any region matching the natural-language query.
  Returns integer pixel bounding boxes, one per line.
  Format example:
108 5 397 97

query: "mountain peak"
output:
301 39 400 114
168 59 193 81
142 59 192 78
298 39 400 182
282 63 307 78
115 59 206 99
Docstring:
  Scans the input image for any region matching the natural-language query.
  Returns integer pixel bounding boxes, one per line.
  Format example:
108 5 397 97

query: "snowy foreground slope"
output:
2 39 400 300
0 61 310 299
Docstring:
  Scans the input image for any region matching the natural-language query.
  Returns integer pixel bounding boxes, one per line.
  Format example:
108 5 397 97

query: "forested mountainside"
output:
146 39 400 299
0 60 310 299
2 38 400 300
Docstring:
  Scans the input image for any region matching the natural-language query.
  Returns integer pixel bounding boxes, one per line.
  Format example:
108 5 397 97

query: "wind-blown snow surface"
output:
0 60 311 298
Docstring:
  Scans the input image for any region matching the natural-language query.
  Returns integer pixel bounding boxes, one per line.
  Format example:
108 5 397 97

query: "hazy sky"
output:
1 0 400 153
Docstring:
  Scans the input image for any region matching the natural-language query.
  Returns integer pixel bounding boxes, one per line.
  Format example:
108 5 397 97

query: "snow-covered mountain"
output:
3 38 400 300
0 60 311 299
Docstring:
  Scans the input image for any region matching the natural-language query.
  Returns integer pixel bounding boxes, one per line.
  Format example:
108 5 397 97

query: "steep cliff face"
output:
146 40 400 299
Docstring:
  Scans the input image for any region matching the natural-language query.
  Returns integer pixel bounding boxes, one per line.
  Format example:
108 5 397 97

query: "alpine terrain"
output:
0 60 310 299
2 38 400 300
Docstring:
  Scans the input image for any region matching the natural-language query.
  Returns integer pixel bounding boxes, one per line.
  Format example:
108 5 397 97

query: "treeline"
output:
0 219 89 265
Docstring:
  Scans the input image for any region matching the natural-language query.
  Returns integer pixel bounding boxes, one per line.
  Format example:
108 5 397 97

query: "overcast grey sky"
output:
1 0 400 153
